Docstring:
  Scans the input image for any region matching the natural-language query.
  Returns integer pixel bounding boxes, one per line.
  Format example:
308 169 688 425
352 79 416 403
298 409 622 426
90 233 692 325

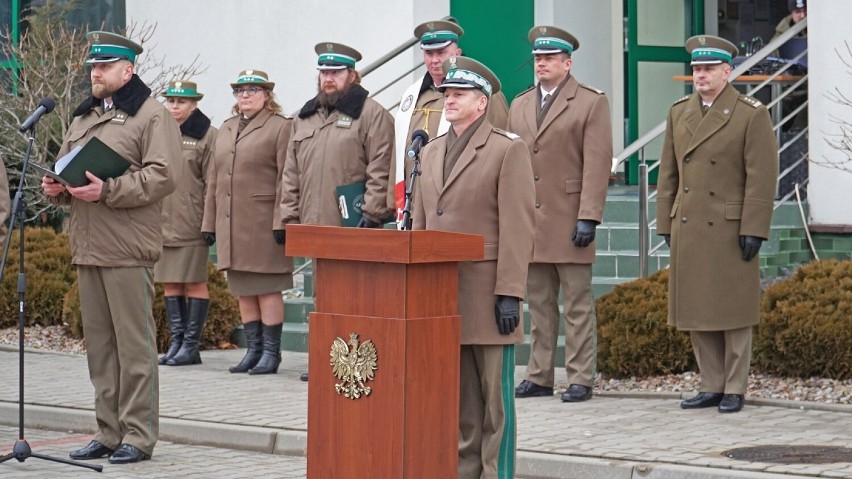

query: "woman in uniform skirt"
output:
155 80 216 367
202 70 294 375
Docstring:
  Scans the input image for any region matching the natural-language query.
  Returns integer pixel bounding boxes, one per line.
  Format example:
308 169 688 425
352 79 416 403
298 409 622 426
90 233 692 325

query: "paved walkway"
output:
1 347 850 478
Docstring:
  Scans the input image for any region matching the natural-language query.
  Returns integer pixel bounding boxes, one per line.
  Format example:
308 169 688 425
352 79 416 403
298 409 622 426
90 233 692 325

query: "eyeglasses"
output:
232 86 264 97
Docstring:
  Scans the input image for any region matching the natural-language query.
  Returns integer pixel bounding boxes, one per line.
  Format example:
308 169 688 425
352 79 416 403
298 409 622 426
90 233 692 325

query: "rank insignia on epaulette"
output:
110 112 128 125
673 95 690 105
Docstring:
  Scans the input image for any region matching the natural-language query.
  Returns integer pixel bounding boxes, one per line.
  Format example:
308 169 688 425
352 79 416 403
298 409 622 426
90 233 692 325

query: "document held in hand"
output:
33 137 131 187
336 181 367 227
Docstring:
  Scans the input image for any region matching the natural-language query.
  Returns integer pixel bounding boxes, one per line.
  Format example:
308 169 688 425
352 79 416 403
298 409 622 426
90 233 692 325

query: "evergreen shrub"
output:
753 259 852 379
595 269 696 378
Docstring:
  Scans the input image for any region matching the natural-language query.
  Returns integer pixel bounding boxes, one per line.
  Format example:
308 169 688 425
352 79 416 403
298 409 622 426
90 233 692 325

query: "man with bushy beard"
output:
279 41 394 230
278 42 394 382
41 30 180 464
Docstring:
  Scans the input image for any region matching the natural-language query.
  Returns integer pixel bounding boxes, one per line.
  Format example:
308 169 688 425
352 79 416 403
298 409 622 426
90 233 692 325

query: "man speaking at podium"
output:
41 31 180 464
390 19 510 223
413 56 534 478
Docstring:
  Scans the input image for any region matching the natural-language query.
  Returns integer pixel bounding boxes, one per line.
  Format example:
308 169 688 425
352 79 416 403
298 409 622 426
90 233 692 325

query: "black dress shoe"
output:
69 440 114 460
680 392 724 409
514 380 553 398
561 384 593 402
300 372 309 382
718 394 745 413
108 444 151 464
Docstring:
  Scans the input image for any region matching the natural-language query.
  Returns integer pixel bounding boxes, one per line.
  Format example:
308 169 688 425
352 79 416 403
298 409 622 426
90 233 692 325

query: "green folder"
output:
335 182 394 227
40 137 131 187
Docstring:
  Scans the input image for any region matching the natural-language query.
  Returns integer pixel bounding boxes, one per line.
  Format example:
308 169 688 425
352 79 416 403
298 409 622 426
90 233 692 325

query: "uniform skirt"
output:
153 245 209 283
226 270 293 296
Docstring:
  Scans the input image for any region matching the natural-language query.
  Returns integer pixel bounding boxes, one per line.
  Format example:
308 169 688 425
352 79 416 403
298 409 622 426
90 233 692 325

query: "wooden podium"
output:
286 225 484 479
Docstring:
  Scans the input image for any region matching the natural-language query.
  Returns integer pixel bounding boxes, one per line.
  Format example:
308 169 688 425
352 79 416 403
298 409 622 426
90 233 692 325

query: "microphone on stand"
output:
19 97 56 132
406 129 429 159
400 130 430 230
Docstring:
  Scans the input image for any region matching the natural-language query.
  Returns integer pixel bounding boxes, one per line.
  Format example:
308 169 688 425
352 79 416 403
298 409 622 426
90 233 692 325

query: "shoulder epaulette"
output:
738 96 762 108
580 84 605 95
275 112 293 120
673 95 690 105
514 85 535 99
492 128 520 140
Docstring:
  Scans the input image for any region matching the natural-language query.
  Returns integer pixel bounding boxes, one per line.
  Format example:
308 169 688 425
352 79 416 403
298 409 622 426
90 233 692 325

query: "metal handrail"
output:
613 18 808 277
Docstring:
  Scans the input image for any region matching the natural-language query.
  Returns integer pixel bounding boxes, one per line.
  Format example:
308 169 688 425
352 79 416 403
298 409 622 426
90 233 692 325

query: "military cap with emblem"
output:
229 70 275 90
314 42 363 70
438 56 501 97
85 31 143 64
788 0 806 11
161 80 204 100
529 25 579 56
413 20 464 51
685 35 739 66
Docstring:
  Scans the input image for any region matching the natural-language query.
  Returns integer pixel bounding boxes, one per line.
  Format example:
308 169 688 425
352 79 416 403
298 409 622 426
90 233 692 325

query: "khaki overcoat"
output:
202 109 293 274
279 85 393 226
51 75 179 267
413 120 535 345
161 109 216 247
507 76 612 263
656 84 778 331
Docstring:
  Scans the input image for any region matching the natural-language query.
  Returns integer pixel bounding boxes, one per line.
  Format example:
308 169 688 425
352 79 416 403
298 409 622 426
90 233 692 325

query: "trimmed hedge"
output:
753 259 852 379
595 269 697 378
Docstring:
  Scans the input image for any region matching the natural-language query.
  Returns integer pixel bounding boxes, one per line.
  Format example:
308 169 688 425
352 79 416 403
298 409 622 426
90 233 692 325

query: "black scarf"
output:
180 108 211 140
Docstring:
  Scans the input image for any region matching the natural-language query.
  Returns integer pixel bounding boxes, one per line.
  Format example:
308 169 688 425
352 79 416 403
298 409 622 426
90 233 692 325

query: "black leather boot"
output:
167 297 209 366
158 296 186 365
229 320 263 373
248 322 283 375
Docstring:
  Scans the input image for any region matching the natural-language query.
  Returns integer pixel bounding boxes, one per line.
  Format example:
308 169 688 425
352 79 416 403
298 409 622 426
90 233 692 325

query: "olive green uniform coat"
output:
656 84 778 331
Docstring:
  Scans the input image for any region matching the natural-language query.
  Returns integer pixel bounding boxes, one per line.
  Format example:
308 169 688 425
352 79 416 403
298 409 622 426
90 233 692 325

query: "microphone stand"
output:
399 152 422 231
0 125 102 473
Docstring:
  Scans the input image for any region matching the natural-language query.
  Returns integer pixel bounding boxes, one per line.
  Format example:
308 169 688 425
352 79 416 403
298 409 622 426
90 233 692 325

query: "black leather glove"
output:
739 235 763 262
202 232 215 246
572 220 597 248
273 229 286 245
662 234 671 247
356 216 380 228
494 295 520 335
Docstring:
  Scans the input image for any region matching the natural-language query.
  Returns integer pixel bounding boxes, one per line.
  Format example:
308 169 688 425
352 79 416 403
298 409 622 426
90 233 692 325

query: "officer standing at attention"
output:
657 36 778 414
510 26 612 403
389 19 510 222
413 56 534 478
42 31 180 463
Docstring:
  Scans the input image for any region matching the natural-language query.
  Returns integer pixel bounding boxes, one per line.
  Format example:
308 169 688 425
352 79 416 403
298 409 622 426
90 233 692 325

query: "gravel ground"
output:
2 325 850 405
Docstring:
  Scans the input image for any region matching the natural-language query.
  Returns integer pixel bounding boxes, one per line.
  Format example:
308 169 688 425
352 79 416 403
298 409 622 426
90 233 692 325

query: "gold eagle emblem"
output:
330 333 378 400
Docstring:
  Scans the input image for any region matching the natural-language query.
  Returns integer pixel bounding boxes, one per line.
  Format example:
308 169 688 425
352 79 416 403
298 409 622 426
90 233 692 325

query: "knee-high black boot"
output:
229 320 263 373
248 323 282 375
158 296 186 365
167 297 209 366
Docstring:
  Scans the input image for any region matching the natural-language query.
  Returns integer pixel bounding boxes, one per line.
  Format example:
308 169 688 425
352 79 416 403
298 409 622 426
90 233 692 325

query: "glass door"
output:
624 0 705 184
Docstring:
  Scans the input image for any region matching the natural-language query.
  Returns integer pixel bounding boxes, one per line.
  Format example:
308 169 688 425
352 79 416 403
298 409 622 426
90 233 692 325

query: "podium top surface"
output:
285 225 484 264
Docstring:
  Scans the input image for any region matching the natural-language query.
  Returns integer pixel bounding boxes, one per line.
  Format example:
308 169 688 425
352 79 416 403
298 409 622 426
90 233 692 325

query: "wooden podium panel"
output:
307 313 459 478
285 225 483 479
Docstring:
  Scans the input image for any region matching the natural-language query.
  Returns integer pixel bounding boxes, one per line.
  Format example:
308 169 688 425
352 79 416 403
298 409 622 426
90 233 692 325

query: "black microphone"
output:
406 129 429 159
19 97 56 132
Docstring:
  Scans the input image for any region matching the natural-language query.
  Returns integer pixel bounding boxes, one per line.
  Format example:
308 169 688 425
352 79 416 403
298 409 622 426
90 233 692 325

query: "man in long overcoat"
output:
510 26 612 403
413 56 534 478
656 35 778 414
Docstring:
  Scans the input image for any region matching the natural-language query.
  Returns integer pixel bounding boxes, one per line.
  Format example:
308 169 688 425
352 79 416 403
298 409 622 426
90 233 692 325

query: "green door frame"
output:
2 0 22 89
623 0 704 184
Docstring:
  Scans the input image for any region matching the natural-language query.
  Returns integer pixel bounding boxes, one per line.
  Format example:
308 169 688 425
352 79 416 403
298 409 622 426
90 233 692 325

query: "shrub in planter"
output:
1 227 76 328
596 269 696 378
63 261 241 353
753 259 852 380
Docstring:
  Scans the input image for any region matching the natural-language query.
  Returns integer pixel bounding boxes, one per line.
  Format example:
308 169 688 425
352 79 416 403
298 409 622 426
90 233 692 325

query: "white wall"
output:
807 0 852 226
125 0 449 125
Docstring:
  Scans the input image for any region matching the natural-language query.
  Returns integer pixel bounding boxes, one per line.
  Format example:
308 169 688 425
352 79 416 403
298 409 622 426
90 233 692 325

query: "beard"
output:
316 81 352 108
91 83 118 100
